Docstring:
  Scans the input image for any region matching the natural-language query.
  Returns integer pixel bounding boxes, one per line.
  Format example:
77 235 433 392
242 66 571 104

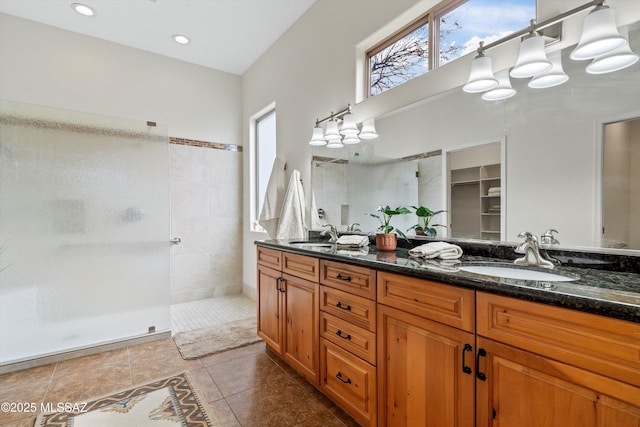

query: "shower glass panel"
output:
0 100 170 364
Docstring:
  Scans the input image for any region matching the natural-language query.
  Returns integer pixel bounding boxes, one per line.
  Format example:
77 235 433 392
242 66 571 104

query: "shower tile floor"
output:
170 294 256 334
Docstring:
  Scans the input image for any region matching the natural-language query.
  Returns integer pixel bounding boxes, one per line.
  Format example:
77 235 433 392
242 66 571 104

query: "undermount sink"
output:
289 241 334 248
458 264 578 282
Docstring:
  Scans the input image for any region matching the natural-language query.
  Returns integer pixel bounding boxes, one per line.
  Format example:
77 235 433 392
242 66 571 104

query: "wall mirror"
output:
311 20 640 254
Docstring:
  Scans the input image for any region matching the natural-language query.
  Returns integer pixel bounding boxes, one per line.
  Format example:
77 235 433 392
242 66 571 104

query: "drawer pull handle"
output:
336 330 352 340
336 372 352 384
462 343 472 375
336 302 352 311
476 348 487 381
336 273 352 281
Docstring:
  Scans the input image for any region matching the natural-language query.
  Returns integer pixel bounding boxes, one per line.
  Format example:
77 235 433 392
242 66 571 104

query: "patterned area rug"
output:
36 372 218 427
173 317 262 360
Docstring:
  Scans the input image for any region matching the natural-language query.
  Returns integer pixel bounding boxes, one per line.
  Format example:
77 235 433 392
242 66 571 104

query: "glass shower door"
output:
0 100 170 364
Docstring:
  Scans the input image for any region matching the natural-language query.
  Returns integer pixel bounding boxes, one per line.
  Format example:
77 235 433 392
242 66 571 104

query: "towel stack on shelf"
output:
487 186 501 197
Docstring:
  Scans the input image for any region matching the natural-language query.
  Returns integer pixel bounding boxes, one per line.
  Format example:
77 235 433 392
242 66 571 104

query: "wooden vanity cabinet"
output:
257 247 320 384
319 260 378 427
377 272 476 427
476 292 640 427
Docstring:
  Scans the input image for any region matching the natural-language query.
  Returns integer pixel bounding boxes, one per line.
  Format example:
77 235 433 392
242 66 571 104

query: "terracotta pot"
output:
376 250 397 264
376 233 397 251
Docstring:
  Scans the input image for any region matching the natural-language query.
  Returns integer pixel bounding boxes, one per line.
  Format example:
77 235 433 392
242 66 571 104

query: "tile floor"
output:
171 295 257 334
0 295 359 427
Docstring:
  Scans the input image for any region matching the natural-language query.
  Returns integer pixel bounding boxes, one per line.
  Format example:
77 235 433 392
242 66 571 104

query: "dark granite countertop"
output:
255 239 640 324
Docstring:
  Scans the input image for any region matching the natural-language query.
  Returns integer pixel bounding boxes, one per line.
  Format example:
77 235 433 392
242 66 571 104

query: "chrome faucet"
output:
540 229 560 245
514 231 555 269
346 223 361 233
321 224 339 242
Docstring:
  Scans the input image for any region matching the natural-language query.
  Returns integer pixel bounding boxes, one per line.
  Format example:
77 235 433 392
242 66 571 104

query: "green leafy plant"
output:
407 205 446 237
367 205 411 238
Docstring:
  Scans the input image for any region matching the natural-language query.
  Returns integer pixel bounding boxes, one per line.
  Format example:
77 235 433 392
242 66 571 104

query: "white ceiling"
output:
0 0 315 75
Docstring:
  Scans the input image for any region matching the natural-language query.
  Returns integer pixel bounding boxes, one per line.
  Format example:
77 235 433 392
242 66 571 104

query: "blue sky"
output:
442 0 536 56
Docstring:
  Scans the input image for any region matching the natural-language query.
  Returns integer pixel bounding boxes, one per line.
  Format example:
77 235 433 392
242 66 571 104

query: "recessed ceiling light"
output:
172 34 190 45
71 3 95 17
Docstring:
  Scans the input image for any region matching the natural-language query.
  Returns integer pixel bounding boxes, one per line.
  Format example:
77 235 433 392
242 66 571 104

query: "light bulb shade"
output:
359 119 378 139
342 135 361 145
340 113 359 136
570 6 627 60
528 51 569 88
482 71 516 101
326 140 344 148
510 34 553 78
586 28 638 74
324 120 341 141
309 126 327 146
463 55 498 93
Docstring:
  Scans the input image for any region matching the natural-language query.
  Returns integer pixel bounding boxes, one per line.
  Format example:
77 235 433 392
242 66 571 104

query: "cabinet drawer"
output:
282 252 319 282
321 260 376 300
377 271 475 333
320 338 376 427
320 312 376 365
257 246 282 270
321 286 376 332
477 292 640 387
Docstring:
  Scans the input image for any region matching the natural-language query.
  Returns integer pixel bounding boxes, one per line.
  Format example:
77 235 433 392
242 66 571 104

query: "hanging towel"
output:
336 235 370 248
259 157 286 238
408 242 463 260
276 169 307 240
310 190 324 231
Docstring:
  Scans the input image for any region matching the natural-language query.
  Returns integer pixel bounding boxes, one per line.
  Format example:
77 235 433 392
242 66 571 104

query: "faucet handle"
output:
517 231 537 243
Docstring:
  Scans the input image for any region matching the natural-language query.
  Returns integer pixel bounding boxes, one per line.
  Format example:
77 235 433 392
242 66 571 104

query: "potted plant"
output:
367 205 410 251
407 205 446 237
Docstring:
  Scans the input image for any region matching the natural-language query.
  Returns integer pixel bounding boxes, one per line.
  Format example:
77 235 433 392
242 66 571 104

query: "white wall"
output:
241 0 640 295
0 13 241 143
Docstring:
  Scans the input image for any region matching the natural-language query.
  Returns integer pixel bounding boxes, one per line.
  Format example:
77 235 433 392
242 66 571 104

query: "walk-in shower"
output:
0 100 170 366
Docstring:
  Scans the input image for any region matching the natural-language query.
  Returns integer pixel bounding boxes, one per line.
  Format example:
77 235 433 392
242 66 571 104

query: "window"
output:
253 108 276 231
367 0 536 97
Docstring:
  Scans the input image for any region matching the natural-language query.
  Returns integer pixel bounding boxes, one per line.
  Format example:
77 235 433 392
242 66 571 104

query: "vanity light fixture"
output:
463 42 498 93
71 3 95 16
528 51 570 88
570 4 626 60
510 21 553 79
481 71 516 101
308 104 378 147
585 27 639 74
463 0 637 100
172 34 190 45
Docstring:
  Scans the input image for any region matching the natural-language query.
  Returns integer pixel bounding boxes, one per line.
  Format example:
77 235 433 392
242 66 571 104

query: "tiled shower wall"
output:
169 138 243 304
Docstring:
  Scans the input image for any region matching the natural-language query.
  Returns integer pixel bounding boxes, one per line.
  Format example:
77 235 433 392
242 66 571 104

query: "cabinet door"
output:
257 264 283 354
283 273 319 384
476 337 640 427
378 305 475 427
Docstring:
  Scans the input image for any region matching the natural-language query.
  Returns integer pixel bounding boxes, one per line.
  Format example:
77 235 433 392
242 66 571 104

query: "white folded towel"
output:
337 247 369 257
410 258 461 273
336 235 369 247
487 187 501 194
408 242 463 260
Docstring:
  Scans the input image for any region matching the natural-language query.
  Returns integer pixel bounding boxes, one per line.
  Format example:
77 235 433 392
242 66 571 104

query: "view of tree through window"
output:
368 0 536 96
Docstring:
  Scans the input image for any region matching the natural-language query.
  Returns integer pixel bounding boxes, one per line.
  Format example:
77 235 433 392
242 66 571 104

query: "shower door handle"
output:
170 237 182 244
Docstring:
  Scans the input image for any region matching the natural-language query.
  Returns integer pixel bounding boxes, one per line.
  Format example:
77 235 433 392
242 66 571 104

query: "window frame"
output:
250 104 277 232
364 0 535 98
